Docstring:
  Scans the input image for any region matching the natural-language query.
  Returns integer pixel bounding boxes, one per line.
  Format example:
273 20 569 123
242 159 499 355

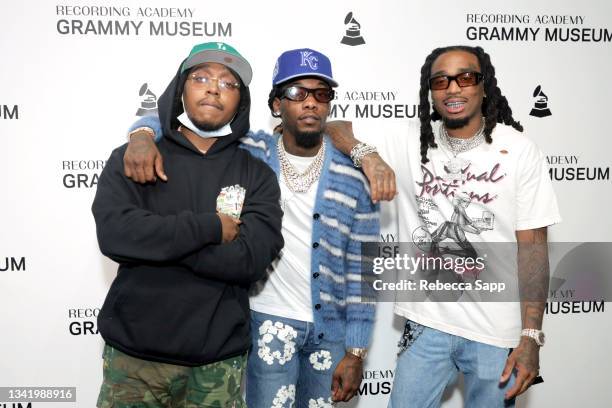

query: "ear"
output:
272 97 282 117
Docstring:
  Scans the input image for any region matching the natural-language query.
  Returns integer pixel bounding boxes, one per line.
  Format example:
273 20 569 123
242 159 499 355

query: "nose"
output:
303 92 318 110
205 78 221 96
446 78 462 94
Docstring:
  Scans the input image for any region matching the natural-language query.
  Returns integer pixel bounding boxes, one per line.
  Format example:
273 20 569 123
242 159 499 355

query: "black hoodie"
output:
92 63 283 366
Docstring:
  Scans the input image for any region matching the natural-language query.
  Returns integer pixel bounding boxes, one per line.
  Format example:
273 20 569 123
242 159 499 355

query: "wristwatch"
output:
346 347 368 360
521 328 545 346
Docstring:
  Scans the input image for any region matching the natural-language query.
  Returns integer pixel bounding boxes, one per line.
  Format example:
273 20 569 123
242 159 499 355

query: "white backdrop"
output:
1 0 611 407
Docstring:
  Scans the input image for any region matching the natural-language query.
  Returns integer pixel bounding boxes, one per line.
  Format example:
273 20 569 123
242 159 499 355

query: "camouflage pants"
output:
97 345 246 408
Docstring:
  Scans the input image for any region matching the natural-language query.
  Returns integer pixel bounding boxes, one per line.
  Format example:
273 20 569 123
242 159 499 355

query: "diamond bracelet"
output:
350 142 378 168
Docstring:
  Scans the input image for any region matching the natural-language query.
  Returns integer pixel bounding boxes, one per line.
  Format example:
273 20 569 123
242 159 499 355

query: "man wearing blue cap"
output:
125 47 380 407
243 48 378 407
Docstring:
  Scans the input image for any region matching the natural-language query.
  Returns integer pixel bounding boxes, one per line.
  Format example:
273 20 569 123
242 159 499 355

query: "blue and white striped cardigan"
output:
131 117 379 348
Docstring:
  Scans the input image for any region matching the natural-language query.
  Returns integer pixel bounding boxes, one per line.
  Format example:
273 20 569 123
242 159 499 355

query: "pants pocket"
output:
397 319 425 356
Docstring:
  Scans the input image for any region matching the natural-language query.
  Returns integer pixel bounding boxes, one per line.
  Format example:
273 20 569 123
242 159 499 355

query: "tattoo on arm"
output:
516 227 549 330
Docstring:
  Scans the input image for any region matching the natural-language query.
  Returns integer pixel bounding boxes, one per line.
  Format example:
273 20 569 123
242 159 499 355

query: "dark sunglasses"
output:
429 72 484 90
280 86 335 103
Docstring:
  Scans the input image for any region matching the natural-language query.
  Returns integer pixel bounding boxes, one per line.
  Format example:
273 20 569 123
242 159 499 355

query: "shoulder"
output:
236 147 277 180
491 124 545 159
241 129 276 149
240 130 278 161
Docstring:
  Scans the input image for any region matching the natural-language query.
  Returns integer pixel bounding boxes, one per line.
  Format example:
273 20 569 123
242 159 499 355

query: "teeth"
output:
446 101 464 108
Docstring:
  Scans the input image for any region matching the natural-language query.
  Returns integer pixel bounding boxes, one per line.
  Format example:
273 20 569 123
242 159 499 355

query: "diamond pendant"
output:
443 156 469 182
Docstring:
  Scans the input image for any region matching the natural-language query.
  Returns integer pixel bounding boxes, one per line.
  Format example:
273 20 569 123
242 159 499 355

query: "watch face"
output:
538 332 546 345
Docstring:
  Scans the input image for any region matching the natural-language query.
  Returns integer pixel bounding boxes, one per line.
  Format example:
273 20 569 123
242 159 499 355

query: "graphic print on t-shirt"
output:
412 158 506 283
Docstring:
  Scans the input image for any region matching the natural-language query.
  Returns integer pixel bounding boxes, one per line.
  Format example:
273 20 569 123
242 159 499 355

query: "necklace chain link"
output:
277 138 326 193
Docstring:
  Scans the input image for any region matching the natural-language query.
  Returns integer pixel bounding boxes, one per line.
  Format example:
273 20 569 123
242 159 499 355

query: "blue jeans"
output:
389 320 516 408
246 311 345 408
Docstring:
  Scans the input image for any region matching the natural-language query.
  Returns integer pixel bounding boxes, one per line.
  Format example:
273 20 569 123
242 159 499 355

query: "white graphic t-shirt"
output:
249 151 318 323
378 121 561 348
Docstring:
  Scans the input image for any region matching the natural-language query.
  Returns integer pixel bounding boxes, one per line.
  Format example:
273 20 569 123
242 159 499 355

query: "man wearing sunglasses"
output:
124 48 380 406
241 49 378 407
329 45 560 407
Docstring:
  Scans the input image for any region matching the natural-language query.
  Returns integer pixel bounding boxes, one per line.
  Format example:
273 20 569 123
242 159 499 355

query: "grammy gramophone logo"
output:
136 83 158 117
340 12 365 46
529 85 552 118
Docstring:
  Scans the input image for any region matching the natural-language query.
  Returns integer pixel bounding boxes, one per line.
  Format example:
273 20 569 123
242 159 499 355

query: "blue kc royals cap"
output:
272 48 338 87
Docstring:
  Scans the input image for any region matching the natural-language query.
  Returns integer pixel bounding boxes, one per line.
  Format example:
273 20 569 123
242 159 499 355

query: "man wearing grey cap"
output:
125 47 380 407
92 42 283 407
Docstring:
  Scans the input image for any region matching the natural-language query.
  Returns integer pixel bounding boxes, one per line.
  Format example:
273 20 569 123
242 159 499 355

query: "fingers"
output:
124 154 154 183
134 161 147 184
339 376 360 402
518 372 536 396
124 155 143 183
499 356 515 383
386 168 397 201
124 158 133 180
154 155 167 182
362 154 397 203
143 156 156 182
331 372 341 402
505 370 527 400
369 177 380 203
124 132 161 183
336 379 349 402
374 173 384 204
342 383 358 402
382 168 394 201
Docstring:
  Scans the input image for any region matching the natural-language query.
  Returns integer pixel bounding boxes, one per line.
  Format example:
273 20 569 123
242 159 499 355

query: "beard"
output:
443 116 471 129
294 130 323 149
192 118 222 132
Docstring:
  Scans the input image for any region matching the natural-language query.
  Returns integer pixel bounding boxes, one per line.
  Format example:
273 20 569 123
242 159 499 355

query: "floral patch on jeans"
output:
308 396 333 408
258 320 298 365
308 350 333 371
272 384 296 408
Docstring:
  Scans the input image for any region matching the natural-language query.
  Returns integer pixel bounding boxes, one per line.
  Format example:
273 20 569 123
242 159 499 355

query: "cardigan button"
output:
313 272 320 279
313 213 320 220
318 333 325 339
315 303 321 310
312 242 319 249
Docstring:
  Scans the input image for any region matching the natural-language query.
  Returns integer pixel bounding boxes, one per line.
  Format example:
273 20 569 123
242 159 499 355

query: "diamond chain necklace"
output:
277 137 326 193
440 118 486 156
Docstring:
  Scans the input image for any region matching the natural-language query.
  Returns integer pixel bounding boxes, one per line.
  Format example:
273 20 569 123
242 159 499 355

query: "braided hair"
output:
418 45 523 164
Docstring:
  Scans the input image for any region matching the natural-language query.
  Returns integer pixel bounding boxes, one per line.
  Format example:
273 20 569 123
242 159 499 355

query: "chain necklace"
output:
440 119 486 156
277 137 326 193
439 119 486 182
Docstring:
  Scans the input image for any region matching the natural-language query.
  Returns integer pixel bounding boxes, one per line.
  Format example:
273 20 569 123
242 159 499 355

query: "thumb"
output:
155 154 167 181
500 355 515 383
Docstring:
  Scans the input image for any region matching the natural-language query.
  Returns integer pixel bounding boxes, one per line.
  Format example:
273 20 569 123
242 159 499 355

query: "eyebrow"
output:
431 65 480 77
190 65 237 81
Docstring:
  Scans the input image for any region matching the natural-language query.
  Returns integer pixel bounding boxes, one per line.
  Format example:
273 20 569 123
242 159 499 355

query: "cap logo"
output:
217 42 227 50
300 51 319 70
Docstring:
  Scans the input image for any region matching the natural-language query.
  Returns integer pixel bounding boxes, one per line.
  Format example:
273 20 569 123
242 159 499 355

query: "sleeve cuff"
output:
345 320 374 349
